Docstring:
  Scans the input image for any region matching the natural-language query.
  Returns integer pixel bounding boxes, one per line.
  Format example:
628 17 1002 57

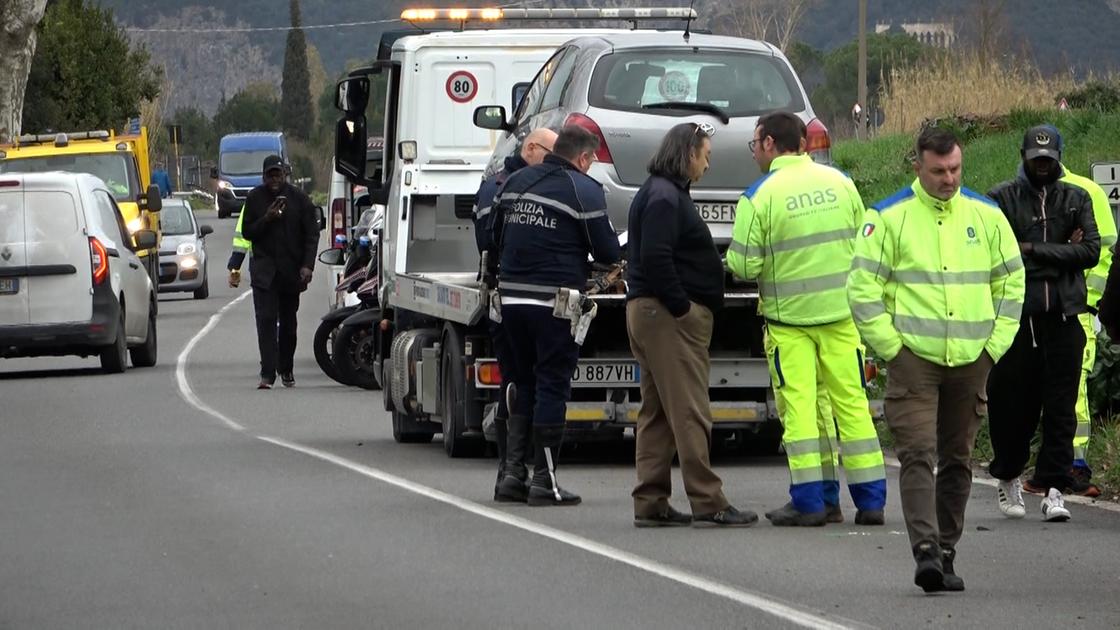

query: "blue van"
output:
211 132 287 218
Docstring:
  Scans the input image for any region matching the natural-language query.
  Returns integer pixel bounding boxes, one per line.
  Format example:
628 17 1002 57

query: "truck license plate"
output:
697 202 736 224
571 362 640 386
0 278 18 295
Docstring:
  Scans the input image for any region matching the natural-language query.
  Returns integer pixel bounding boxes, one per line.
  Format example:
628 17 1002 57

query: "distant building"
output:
875 21 957 48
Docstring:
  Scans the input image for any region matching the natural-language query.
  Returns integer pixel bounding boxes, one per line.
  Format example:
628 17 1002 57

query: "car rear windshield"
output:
160 201 195 235
0 153 139 202
588 49 805 117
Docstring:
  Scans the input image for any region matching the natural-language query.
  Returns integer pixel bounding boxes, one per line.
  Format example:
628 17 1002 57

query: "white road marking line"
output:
884 457 1120 513
175 290 252 432
259 435 865 630
177 293 867 630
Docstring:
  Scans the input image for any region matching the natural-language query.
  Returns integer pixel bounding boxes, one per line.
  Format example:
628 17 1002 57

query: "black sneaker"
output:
855 509 885 525
764 502 827 527
692 505 758 528
634 505 692 528
280 372 295 388
257 379 274 390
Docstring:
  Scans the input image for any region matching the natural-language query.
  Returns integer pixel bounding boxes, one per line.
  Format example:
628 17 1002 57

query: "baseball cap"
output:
1022 125 1062 161
262 154 286 174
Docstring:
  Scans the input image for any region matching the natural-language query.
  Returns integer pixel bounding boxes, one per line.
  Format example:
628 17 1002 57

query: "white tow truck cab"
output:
334 7 778 456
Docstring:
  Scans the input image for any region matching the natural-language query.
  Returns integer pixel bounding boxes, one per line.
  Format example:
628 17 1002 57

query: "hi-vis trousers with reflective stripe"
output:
765 318 887 514
1074 312 1095 469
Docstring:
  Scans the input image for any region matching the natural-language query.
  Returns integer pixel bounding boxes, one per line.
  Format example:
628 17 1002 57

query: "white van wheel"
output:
100 309 128 374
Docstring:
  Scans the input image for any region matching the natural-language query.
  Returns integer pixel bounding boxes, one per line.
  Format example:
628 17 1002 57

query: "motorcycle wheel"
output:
314 318 351 385
332 322 380 390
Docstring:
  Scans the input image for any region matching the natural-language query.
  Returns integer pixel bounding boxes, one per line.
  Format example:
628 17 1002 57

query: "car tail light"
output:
563 113 614 164
806 118 832 165
89 237 109 285
331 198 347 248
477 361 503 386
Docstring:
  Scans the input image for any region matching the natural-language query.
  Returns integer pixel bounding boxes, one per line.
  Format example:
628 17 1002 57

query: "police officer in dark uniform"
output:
491 125 621 506
475 128 558 502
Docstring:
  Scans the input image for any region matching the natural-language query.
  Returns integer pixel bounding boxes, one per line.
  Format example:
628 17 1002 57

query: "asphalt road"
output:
2 209 1118 629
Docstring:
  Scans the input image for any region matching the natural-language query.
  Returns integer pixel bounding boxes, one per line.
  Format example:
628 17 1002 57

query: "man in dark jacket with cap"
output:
986 125 1100 522
490 125 621 506
241 155 319 389
473 127 556 502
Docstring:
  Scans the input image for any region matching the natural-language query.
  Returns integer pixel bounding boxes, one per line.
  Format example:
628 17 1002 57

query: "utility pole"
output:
857 0 868 141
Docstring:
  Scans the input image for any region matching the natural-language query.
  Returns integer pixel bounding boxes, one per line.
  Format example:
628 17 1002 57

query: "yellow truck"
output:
0 128 164 287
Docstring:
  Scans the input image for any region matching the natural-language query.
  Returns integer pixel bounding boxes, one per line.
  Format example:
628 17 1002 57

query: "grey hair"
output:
553 125 600 162
648 123 709 181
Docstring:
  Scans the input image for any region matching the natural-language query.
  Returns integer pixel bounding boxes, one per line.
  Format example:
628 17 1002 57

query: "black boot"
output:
495 413 530 503
527 425 581 507
913 542 945 593
940 546 965 592
492 412 508 500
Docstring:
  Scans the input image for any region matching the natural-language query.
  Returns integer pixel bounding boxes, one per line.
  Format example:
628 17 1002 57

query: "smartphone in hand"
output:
275 195 286 215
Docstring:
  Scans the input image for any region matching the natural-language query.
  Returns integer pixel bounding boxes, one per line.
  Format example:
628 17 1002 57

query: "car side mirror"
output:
199 224 214 237
145 185 162 212
209 166 218 180
473 105 510 131
134 229 158 251
318 248 344 266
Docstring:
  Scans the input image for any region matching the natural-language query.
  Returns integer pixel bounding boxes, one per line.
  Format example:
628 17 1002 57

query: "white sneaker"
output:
997 479 1027 519
1041 488 1071 522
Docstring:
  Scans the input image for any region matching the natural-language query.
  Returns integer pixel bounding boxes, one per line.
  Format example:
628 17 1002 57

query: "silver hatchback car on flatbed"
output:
474 30 831 243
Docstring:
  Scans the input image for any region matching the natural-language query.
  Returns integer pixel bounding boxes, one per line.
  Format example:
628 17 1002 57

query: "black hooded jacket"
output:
987 173 1099 317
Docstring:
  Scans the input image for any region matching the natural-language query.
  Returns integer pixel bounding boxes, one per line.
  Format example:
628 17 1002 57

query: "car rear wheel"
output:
130 299 158 367
100 309 128 374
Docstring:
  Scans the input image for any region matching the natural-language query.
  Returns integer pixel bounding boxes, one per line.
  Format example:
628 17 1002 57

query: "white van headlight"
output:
177 242 197 256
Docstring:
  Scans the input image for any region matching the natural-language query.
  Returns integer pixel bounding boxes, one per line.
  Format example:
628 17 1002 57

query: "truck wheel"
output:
100 309 128 374
440 325 485 458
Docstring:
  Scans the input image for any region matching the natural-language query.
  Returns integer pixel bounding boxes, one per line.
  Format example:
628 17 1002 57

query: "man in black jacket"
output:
491 125 621 506
241 155 319 389
473 127 556 502
987 125 1100 522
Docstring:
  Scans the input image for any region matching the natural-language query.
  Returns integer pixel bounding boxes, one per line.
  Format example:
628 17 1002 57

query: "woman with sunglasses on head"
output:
625 122 758 528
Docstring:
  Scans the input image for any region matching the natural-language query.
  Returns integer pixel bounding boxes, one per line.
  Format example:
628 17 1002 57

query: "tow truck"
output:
0 128 163 289
333 7 783 457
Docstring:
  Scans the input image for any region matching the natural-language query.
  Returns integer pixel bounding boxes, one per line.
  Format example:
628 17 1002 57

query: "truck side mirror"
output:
145 184 162 212
336 77 370 114
473 105 511 131
335 116 368 182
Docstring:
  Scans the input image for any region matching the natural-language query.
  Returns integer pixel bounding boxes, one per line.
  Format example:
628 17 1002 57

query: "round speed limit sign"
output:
446 71 478 103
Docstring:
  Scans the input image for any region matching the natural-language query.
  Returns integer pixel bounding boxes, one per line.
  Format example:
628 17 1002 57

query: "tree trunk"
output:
0 0 48 143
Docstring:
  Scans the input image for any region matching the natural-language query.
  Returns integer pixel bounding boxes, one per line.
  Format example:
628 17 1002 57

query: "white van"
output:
0 172 159 373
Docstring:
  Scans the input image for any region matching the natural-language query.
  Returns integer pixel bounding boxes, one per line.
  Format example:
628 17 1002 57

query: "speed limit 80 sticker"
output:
446 70 479 103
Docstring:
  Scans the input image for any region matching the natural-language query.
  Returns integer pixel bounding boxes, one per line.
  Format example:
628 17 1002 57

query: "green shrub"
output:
1059 80 1120 113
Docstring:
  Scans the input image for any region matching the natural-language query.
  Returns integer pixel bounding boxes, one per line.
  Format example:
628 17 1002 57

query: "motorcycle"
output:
313 207 382 385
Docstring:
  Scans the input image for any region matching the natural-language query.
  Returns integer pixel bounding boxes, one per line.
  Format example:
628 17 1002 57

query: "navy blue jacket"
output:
626 175 725 316
492 154 621 299
473 154 527 271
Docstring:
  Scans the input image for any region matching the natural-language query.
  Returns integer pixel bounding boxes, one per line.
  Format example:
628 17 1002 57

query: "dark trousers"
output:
489 320 517 420
500 304 580 426
885 347 992 551
252 287 301 381
988 313 1084 489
